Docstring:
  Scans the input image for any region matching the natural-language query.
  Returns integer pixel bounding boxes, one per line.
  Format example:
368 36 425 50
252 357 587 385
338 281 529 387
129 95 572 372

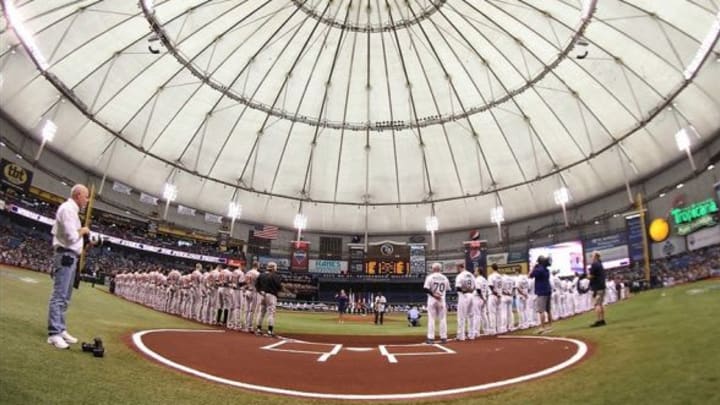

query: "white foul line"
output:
132 329 589 401
317 344 343 362
378 345 397 363
261 340 288 350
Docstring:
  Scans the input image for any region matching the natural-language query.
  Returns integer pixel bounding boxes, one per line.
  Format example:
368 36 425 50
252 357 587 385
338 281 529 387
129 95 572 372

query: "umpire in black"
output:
255 262 283 337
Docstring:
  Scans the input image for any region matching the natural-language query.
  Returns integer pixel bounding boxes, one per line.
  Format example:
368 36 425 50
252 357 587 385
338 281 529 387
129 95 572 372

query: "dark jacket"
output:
589 261 606 291
529 264 552 296
257 271 283 296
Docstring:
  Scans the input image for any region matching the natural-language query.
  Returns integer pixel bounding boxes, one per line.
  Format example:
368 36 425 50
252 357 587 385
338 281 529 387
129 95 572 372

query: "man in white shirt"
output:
47 184 90 350
374 292 387 325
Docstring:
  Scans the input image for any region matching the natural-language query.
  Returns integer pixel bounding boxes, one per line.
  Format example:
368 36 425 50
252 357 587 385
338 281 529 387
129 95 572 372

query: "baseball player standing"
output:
243 263 261 332
454 264 476 341
471 268 491 337
255 262 283 337
423 263 450 344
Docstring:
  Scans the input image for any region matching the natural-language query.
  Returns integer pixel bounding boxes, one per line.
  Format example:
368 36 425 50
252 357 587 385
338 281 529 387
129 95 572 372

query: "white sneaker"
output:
47 335 69 349
60 331 78 344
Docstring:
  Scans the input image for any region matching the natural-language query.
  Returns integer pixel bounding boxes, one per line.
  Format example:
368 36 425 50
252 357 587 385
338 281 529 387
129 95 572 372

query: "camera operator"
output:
47 184 90 350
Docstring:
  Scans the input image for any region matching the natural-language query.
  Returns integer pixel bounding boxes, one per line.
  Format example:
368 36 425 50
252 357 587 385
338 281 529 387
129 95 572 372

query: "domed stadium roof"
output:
1 0 718 233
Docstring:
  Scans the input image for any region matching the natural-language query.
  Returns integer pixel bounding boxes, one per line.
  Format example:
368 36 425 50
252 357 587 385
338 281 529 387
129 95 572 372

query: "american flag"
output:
253 224 279 240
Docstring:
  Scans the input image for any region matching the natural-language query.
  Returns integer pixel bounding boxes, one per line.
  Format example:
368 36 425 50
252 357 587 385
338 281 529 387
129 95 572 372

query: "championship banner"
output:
112 181 132 195
140 192 159 206
348 244 365 274
290 240 310 272
204 212 223 223
1 158 33 192
309 259 347 274
177 205 196 216
409 244 426 274
463 240 488 276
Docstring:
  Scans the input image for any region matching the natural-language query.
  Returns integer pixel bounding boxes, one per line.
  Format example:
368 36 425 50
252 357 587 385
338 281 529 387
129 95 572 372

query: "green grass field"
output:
1 266 719 405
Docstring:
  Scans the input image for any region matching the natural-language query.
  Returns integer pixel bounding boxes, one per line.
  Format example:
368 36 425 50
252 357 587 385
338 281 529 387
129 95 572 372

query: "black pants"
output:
375 311 384 325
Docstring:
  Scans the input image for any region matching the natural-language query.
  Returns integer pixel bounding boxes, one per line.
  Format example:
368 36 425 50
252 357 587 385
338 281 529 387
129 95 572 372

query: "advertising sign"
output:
584 233 630 269
309 260 348 274
686 225 720 251
1 159 33 192
651 236 686 259
626 216 645 262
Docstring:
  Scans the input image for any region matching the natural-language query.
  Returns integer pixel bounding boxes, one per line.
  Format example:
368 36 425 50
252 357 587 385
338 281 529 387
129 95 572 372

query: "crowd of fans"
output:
1 189 236 257
1 201 717 312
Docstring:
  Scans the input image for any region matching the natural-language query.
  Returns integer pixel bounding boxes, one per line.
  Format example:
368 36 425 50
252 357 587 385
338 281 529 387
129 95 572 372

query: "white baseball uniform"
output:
471 274 491 337
424 272 450 341
454 270 476 341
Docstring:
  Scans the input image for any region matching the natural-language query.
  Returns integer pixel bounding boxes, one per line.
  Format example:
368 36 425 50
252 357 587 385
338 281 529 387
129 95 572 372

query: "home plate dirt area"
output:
131 329 589 400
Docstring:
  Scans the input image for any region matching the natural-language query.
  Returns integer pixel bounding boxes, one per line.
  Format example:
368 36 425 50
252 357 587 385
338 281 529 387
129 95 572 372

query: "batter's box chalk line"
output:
260 339 343 362
379 343 456 363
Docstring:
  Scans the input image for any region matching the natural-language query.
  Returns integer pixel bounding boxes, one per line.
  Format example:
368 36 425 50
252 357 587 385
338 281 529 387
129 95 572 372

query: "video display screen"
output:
528 241 584 277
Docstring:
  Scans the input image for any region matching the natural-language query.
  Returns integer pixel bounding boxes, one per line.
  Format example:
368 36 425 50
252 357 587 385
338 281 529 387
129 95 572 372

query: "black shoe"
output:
590 320 606 328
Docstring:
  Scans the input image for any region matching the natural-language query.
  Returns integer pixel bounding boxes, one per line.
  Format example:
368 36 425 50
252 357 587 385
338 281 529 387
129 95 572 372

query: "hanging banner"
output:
463 240 488 276
409 244 426 274
290 240 310 272
348 244 365 274
112 181 132 195
1 159 33 193
177 205 196 216
140 192 159 206
651 236 687 259
626 215 645 262
686 225 720 251
204 213 223 223
0 199 5 210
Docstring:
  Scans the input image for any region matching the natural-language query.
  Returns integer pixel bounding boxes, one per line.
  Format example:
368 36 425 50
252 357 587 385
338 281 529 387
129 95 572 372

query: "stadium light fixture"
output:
162 182 177 220
708 164 715 171
163 183 177 201
490 205 504 242
227 201 241 220
41 120 57 142
675 127 698 171
34 119 57 161
5 1 49 70
294 212 307 240
227 201 241 236
554 187 570 227
425 215 438 252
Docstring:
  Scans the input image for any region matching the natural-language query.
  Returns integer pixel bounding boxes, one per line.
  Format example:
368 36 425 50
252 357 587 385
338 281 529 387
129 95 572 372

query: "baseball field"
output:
1 266 718 404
